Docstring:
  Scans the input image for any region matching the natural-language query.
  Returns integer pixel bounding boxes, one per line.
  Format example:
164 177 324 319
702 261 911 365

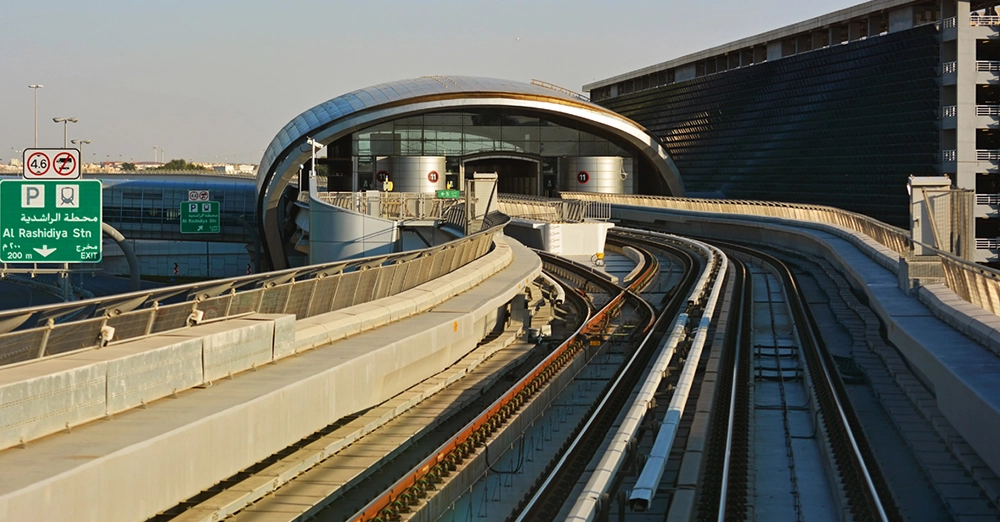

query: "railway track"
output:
158 224 918 522
698 241 896 522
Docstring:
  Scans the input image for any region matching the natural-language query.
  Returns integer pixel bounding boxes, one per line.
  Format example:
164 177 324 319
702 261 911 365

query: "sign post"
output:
0 179 102 263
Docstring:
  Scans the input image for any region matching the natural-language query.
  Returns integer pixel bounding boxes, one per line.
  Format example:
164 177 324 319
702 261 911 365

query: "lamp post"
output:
71 139 91 169
53 117 78 147
28 85 43 147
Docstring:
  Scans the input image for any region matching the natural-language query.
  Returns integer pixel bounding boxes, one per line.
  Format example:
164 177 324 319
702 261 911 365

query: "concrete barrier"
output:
0 359 108 450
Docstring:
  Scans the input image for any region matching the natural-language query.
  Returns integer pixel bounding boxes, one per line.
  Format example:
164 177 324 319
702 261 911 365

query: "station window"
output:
976 217 1000 237
977 172 1000 194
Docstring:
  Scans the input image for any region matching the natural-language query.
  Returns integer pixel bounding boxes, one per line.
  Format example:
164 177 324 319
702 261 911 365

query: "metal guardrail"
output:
497 194 608 223
978 150 1000 161
311 191 463 221
943 61 958 74
977 61 1000 72
943 105 958 118
977 194 1000 205
0 212 510 368
560 192 1000 315
943 149 957 162
971 15 1000 26
943 16 957 29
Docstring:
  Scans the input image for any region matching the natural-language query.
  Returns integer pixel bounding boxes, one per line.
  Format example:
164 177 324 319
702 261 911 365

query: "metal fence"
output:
559 192 1000 315
309 191 462 221
0 213 510 368
497 194 607 223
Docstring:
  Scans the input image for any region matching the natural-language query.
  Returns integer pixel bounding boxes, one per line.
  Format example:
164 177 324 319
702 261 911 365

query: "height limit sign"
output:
22 148 81 179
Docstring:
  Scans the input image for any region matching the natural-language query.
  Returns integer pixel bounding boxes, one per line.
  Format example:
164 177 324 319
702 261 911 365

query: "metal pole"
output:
29 85 42 148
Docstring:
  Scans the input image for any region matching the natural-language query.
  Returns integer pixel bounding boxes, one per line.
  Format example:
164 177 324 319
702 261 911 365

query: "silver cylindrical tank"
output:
378 156 446 192
559 156 625 193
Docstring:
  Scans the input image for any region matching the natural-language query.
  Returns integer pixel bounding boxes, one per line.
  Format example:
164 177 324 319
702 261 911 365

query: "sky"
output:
1 0 863 166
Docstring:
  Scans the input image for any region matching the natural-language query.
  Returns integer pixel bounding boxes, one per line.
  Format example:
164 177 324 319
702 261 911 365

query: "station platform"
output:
0 236 542 522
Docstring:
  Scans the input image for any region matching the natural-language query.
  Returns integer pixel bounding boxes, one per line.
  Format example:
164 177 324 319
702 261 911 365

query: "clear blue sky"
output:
1 0 863 165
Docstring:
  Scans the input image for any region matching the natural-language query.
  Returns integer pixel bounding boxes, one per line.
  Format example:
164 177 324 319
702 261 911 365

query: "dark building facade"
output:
594 24 940 228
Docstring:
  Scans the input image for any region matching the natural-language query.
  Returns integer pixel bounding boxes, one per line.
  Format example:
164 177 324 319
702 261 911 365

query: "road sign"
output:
22 149 81 180
188 190 210 202
180 201 220 234
436 189 461 199
576 171 590 184
0 179 102 263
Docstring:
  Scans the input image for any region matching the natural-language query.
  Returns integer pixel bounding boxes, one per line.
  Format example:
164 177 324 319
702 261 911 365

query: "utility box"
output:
908 175 974 260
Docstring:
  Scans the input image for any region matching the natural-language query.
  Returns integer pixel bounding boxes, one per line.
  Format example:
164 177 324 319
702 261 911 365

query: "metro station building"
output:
256 77 684 270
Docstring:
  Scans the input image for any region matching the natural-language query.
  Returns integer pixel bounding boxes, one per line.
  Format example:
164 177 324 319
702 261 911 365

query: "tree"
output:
121 162 136 171
157 159 209 171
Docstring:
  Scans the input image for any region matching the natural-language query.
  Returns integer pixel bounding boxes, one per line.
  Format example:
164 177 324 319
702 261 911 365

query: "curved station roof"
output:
256 75 684 269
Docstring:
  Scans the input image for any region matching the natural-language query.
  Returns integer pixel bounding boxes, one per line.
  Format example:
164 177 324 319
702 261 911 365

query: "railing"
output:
971 15 1000 26
978 149 1000 160
977 105 1000 116
943 149 958 162
943 61 958 74
530 79 590 102
943 16 957 29
976 238 1000 249
0 213 510 367
977 61 1000 72
560 192 1000 315
311 191 463 221
977 194 1000 205
497 194 607 223
943 105 958 118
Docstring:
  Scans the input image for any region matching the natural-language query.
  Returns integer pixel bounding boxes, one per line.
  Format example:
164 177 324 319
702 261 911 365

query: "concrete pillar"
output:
954 0 978 191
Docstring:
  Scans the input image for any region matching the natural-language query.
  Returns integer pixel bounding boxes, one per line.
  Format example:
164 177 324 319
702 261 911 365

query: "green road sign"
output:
0 179 103 263
180 201 220 234
436 189 461 199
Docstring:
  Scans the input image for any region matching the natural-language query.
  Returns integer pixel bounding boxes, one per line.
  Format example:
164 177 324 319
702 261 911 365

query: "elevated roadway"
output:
2 195 1000 520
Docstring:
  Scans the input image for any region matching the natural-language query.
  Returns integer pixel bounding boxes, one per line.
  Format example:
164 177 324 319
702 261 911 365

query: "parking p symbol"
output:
21 185 44 208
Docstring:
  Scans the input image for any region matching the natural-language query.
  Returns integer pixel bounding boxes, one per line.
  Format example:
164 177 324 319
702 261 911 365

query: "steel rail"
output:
715 241 894 522
627 232 728 512
518 234 703 521
350 249 656 521
558 231 715 521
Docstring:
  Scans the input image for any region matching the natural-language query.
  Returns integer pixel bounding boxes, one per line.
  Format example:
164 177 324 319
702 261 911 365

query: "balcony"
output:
978 149 1000 160
971 15 1000 26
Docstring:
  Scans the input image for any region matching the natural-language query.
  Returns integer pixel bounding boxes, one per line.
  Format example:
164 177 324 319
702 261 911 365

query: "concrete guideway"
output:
612 205 1000 498
0 236 541 522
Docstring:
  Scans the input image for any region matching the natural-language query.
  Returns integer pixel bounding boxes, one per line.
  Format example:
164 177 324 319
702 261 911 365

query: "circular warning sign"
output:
427 170 439 183
577 171 590 184
26 152 50 177
376 170 390 183
188 190 199 201
198 190 209 201
53 152 77 176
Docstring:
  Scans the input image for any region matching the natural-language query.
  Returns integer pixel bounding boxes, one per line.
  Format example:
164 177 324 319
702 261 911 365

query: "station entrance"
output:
463 157 540 196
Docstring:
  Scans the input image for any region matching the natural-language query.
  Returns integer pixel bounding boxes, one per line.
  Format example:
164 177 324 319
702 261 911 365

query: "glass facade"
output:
352 111 630 160
98 177 256 242
597 24 940 227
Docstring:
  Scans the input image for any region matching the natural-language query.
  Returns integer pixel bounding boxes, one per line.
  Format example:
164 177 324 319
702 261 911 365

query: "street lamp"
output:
53 117 78 147
71 139 91 168
28 85 43 147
